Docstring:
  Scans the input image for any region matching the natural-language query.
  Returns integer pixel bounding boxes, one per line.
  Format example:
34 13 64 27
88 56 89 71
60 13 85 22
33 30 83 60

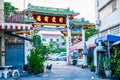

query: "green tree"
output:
59 48 66 52
48 41 56 53
27 35 48 74
4 2 18 19
85 25 98 41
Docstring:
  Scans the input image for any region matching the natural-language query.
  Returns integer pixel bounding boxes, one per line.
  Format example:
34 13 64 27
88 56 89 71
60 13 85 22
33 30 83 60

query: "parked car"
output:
47 53 53 60
48 52 67 61
56 52 67 61
48 53 59 61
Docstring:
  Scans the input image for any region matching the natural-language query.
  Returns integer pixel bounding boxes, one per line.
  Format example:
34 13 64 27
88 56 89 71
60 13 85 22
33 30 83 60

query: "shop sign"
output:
33 14 66 24
71 27 82 34
61 27 82 36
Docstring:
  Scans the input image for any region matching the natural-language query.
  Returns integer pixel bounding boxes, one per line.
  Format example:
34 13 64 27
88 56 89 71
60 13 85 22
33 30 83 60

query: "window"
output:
118 0 120 9
62 42 65 45
110 26 119 35
43 39 46 41
50 39 53 41
112 0 117 12
99 2 112 19
57 45 59 48
56 39 59 41
99 0 118 19
100 30 108 36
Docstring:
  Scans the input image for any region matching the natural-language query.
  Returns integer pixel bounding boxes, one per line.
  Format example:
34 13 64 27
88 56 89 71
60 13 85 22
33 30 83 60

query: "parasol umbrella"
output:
83 42 88 55
83 41 88 66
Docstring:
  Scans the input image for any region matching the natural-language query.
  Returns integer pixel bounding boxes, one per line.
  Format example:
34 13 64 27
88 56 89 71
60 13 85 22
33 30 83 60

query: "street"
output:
4 61 110 80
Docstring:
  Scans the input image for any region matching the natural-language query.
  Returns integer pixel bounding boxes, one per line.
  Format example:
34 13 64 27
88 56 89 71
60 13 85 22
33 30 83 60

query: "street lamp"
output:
0 0 4 22
23 0 25 23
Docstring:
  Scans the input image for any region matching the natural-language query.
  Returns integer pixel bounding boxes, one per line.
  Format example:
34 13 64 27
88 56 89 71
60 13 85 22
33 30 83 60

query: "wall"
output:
99 8 120 31
24 40 32 64
99 2 112 19
98 0 112 10
96 0 120 32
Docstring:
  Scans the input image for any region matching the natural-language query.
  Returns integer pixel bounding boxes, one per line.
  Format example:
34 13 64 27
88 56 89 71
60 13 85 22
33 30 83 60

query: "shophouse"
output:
0 0 33 71
94 0 120 75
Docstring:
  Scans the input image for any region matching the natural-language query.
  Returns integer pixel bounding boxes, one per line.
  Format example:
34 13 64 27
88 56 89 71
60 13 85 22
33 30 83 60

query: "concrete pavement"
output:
0 61 110 80
19 61 110 80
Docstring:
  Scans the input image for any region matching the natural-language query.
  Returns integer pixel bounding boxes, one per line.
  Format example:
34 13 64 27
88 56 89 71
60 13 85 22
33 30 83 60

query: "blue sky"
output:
4 0 95 23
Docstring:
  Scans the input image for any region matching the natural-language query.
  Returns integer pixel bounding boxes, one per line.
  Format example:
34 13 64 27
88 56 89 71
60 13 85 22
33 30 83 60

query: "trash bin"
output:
72 60 77 66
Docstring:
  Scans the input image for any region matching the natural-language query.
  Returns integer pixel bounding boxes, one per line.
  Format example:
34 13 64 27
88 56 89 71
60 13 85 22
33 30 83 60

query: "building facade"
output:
94 0 120 74
95 0 120 36
39 31 66 50
0 1 32 70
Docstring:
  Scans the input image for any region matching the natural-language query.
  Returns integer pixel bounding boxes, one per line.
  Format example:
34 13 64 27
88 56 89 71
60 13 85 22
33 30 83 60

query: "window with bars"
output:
99 2 112 19
100 30 108 36
110 26 119 34
99 0 118 19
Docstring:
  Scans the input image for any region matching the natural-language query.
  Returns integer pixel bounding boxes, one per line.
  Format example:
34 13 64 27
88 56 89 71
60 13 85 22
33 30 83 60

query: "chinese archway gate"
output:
6 3 94 64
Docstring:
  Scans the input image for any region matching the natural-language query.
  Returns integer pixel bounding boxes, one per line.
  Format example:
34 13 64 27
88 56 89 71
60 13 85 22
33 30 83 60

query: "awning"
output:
70 41 83 51
112 40 120 45
70 41 96 51
95 34 120 43
0 23 33 30
87 43 96 48
86 41 96 48
5 31 31 41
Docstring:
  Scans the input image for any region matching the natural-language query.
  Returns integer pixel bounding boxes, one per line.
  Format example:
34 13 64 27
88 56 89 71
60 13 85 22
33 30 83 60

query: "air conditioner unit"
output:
96 20 101 26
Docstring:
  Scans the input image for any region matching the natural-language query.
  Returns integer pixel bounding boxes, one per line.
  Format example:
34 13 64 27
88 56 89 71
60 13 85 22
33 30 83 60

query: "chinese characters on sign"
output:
33 14 66 24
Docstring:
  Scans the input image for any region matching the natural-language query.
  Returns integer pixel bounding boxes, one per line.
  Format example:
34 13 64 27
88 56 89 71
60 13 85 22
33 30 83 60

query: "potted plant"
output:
90 61 95 72
104 57 112 78
112 45 120 78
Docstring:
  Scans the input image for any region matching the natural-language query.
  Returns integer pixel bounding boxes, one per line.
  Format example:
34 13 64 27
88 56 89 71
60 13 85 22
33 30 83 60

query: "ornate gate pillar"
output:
66 16 71 64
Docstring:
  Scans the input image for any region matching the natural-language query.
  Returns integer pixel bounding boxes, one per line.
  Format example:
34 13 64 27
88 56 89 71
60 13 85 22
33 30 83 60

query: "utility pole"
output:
94 0 101 74
0 0 4 22
0 0 5 66
23 0 25 23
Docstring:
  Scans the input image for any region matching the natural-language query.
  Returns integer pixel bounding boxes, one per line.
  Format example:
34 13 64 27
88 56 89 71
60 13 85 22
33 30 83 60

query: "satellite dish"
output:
96 20 101 26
